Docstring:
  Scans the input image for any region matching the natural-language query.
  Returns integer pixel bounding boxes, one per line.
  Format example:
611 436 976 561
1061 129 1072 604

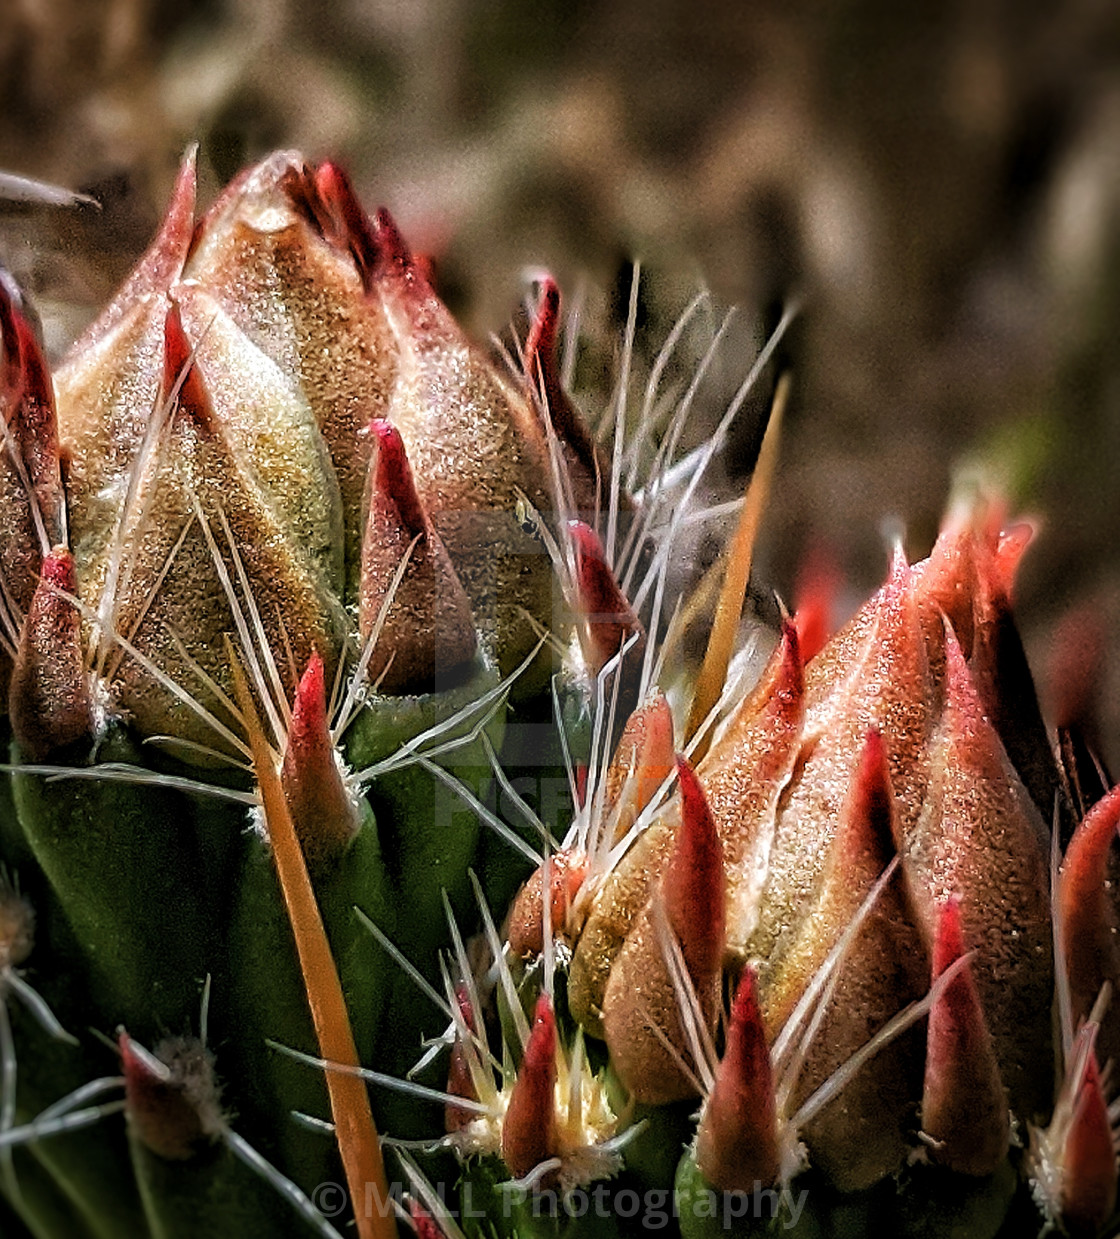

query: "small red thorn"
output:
922 895 1010 1176
161 302 213 432
568 520 643 678
501 994 558 1182
792 540 841 664
667 756 725 983
445 984 479 1135
1059 784 1120 1031
694 966 779 1192
1061 1045 1118 1236
280 652 360 870
369 419 427 534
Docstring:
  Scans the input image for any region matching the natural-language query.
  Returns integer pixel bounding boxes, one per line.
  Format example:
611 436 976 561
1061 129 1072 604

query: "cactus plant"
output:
0 148 1117 1239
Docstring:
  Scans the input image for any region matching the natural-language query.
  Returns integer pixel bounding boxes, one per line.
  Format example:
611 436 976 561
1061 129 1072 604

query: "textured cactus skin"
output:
0 152 1119 1239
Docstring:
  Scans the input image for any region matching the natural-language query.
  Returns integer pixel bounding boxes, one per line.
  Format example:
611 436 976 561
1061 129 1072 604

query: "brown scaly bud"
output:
921 894 1010 1177
1058 784 1120 1067
120 1031 224 1162
359 418 477 694
507 850 588 959
601 756 724 1104
188 153 396 594
10 548 94 760
501 994 558 1182
367 206 583 680
694 966 780 1193
280 651 361 872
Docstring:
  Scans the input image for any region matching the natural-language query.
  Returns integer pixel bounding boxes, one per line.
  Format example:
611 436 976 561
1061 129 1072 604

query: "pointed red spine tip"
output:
445 983 479 1134
1059 784 1120 1029
695 966 779 1192
371 207 416 281
309 161 381 289
9 547 94 760
120 1031 210 1162
280 652 360 870
508 850 589 958
501 993 558 1182
162 302 213 432
843 727 899 862
922 894 1010 1176
568 520 643 675
792 541 840 664
667 756 725 983
523 276 563 410
369 418 427 535
991 520 1034 604
1061 1047 1118 1236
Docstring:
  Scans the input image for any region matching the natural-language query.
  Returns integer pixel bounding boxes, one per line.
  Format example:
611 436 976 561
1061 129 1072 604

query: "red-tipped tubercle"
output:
921 894 1010 1176
1061 1044 1118 1236
9 548 93 759
667 756 725 984
695 966 780 1192
501 994 558 1182
1058 784 1120 1032
568 520 643 677
162 302 213 432
280 652 360 870
445 983 479 1135
369 419 427 534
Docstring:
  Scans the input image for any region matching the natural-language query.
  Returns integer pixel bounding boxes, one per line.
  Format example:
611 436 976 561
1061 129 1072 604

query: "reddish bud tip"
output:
121 1031 221 1162
568 520 644 678
280 652 360 870
501 994 558 1182
371 207 414 280
10 548 94 759
668 755 725 983
602 691 676 846
695 966 780 1192
161 302 213 432
1057 1040 1118 1237
836 728 899 866
359 419 478 693
445 983 479 1134
1059 784 1120 1033
369 418 427 534
508 850 589 958
792 540 841 664
309 162 381 289
922 895 1010 1176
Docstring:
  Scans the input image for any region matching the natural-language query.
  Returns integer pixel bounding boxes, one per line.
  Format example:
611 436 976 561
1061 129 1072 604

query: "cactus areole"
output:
0 149 1116 1239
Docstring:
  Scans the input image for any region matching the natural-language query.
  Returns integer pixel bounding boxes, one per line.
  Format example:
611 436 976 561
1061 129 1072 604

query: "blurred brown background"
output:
2 0 1120 754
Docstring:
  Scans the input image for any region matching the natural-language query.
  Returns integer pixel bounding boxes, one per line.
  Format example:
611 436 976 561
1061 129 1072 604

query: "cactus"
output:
0 148 1117 1239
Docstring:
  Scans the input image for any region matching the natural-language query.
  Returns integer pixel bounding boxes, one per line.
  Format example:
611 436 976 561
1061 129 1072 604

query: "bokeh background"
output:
2 0 1120 756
